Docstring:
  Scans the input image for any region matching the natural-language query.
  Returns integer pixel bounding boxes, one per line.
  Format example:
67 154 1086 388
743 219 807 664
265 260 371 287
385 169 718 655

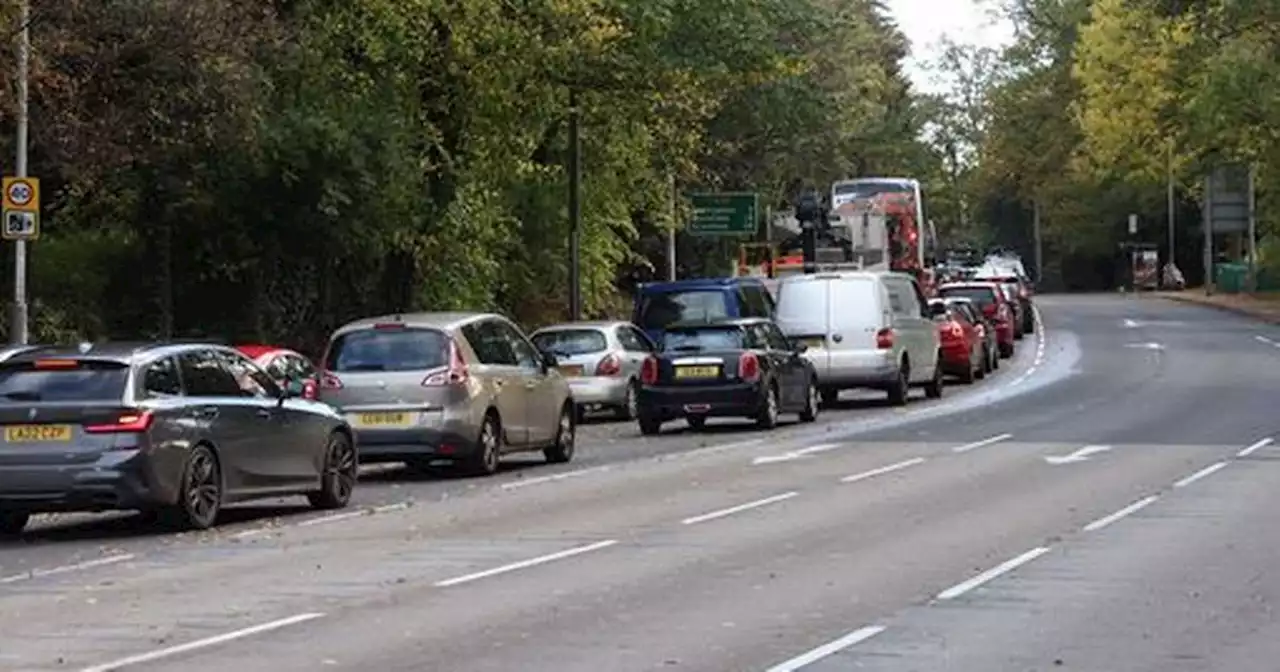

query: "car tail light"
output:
34 358 78 369
981 303 997 317
423 338 470 386
875 328 894 349
85 410 154 434
595 353 622 376
640 356 659 385
320 372 343 389
738 352 761 383
948 324 965 339
373 322 405 330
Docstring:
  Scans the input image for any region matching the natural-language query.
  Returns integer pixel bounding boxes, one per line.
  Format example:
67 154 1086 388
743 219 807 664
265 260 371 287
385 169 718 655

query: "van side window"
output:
885 284 906 314
909 280 930 317
898 282 922 317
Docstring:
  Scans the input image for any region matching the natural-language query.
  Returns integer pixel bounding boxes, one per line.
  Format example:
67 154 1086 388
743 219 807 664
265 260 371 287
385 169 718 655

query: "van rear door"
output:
828 276 884 352
774 276 832 377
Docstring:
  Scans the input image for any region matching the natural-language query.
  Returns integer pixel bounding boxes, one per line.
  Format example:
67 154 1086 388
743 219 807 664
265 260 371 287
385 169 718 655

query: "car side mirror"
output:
539 349 559 369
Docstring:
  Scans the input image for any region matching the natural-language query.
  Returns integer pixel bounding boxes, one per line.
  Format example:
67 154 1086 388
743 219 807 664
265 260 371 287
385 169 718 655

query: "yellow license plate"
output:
4 424 72 442
557 365 584 377
802 338 824 349
354 412 411 428
674 366 720 379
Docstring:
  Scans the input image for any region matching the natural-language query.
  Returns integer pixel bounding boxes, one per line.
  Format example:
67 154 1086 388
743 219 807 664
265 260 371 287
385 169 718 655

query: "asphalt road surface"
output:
1 293 1277 672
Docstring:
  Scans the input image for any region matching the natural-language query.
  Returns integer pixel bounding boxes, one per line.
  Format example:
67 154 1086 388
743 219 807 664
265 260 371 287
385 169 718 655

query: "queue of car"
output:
0 264 1036 536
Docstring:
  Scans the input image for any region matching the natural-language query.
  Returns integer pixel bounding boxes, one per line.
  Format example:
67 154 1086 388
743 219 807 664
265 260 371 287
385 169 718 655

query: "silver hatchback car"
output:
317 312 576 475
530 321 655 420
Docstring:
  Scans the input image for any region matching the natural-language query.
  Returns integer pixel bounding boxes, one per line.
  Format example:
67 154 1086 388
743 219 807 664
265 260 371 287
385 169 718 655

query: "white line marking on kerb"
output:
501 465 610 490
763 625 887 672
78 612 324 672
1238 437 1274 458
1083 495 1159 532
952 434 1013 453
1255 335 1278 347
1174 461 1228 488
0 553 135 585
936 547 1051 600
840 458 926 484
433 540 619 588
681 492 799 525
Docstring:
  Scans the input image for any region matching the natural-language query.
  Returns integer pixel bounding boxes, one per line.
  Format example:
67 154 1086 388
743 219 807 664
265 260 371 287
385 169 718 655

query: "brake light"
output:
595 353 622 376
948 324 965 339
738 352 761 383
373 322 405 330
34 359 78 370
84 410 154 434
875 328 894 349
320 372 343 389
423 338 470 386
640 356 659 385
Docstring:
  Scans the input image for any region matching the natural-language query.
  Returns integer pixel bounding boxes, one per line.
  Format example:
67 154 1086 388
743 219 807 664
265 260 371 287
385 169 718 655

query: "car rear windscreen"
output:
0 359 129 402
662 327 744 352
532 329 607 356
638 290 730 330
324 327 450 372
939 286 996 306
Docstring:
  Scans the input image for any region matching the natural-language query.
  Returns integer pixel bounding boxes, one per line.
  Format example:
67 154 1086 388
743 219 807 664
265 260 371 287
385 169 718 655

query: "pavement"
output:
1154 289 1280 324
0 293 1277 672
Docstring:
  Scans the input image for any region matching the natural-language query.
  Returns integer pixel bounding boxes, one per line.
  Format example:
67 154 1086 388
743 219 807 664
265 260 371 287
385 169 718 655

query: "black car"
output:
635 318 819 434
0 342 358 536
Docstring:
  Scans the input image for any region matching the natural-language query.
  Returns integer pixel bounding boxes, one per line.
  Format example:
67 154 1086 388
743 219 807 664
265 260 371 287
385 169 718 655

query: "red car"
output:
929 299 986 383
937 282 1017 359
235 345 320 400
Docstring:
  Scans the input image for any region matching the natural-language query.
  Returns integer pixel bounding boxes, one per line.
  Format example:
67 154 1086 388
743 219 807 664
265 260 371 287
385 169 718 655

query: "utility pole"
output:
666 175 676 281
1202 173 1213 295
1166 142 1176 275
1247 163 1257 292
10 0 31 344
567 90 582 321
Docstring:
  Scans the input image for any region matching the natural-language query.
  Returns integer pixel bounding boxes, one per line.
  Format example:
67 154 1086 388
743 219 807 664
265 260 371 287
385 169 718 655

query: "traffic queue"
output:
0 260 1035 536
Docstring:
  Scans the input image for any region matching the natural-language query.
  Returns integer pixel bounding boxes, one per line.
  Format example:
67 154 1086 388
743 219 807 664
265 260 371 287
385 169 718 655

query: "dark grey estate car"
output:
0 342 358 536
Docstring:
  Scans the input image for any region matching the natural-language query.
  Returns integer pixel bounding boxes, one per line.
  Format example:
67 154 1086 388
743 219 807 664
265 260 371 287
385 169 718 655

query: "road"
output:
0 293 1277 672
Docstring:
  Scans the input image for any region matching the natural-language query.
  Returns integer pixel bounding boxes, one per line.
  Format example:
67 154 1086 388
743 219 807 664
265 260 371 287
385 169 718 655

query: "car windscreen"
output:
532 329 608 356
323 327 450 372
662 327 744 352
638 290 731 330
0 359 129 402
938 286 997 307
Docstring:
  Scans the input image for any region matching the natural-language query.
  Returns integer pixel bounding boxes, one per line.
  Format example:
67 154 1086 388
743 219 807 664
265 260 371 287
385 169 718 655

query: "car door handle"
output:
524 380 539 389
256 408 273 419
196 406 219 419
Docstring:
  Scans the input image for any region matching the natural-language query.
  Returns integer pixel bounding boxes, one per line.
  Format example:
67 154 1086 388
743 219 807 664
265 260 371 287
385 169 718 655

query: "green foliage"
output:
0 0 935 345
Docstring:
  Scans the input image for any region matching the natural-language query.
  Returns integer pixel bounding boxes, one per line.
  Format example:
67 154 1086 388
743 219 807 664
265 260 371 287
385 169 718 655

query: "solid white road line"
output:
753 443 842 465
1083 495 1159 532
762 625 888 672
1255 335 1279 347
1173 461 1229 488
1238 437 1274 458
936 546 1051 600
500 465 610 490
952 433 1013 453
433 540 619 588
680 492 800 526
0 553 136 585
840 457 926 484
78 612 325 672
796 443 842 456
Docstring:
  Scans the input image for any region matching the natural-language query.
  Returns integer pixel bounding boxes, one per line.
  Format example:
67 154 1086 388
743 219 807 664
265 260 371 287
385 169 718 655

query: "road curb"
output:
1152 292 1280 325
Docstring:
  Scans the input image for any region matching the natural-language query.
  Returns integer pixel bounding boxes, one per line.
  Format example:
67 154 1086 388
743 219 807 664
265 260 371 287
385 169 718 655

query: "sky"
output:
884 0 1015 94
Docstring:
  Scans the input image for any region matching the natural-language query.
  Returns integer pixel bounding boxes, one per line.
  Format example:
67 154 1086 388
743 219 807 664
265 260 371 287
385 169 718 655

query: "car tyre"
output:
0 510 29 537
309 431 357 510
819 387 840 408
638 415 663 436
617 380 639 421
169 444 222 530
468 412 503 476
686 416 707 431
924 359 944 399
886 363 909 406
958 349 977 384
974 349 987 380
544 404 576 464
755 382 780 429
999 342 1014 359
799 376 820 422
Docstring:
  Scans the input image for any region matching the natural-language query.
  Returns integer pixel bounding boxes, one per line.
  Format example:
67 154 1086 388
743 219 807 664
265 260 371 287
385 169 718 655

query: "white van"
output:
774 271 943 406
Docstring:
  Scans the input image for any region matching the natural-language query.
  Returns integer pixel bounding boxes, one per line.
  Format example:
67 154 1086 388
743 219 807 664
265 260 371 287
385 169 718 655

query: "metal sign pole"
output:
11 0 31 344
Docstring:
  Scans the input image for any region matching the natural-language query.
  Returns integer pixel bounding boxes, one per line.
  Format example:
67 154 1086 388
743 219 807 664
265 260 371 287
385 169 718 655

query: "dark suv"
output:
0 342 357 536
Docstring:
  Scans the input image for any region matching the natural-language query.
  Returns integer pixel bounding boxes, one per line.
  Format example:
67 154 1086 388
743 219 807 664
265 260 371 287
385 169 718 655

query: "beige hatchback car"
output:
317 312 576 475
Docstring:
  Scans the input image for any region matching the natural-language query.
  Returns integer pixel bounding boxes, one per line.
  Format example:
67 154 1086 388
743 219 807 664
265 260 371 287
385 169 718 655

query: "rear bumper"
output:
338 408 481 463
812 349 899 389
996 322 1016 344
939 342 972 371
0 451 164 513
638 383 763 418
566 376 629 406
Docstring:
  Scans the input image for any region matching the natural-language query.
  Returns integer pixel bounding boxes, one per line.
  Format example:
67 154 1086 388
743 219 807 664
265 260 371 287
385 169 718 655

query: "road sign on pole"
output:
1128 213 1138 236
1205 164 1249 233
2 176 40 241
688 193 758 237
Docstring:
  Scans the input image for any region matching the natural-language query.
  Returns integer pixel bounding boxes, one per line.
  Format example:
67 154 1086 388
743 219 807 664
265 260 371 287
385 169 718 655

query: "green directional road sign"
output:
688 192 758 236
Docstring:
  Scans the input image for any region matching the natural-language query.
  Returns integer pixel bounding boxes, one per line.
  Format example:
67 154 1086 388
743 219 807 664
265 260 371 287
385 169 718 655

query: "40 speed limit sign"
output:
2 176 40 241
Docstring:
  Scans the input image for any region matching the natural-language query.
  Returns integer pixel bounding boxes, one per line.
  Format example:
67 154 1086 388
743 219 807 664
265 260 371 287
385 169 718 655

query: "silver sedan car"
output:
530 321 656 420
